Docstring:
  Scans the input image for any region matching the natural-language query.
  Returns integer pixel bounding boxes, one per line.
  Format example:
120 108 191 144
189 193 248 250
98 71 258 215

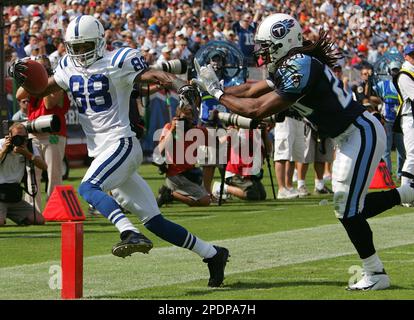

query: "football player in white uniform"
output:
9 15 229 287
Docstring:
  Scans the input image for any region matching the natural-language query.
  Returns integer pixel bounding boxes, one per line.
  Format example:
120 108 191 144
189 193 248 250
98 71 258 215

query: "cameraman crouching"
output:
155 103 211 207
0 123 47 226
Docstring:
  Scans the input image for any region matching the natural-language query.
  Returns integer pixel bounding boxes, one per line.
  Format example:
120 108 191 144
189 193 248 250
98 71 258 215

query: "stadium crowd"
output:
3 0 414 72
1 0 414 214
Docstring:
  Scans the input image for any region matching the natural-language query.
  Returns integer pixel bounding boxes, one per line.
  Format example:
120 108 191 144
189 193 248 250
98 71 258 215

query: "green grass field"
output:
1 164 414 300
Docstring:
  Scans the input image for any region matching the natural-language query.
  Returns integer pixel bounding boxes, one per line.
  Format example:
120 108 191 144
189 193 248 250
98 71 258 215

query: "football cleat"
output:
346 269 390 291
112 230 153 258
314 186 333 195
203 246 230 287
156 185 174 207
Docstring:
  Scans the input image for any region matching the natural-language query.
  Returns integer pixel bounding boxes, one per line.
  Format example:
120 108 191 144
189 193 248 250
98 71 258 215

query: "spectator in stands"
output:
12 98 29 121
48 41 66 70
8 32 26 59
232 13 258 66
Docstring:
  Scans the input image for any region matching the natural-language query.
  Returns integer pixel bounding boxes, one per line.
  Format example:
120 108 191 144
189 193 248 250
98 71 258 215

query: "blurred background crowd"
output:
1 0 412 217
3 0 414 73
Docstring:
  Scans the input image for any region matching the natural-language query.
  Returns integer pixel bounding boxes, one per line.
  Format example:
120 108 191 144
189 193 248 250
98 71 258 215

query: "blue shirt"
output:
374 80 399 122
270 54 365 138
232 22 257 62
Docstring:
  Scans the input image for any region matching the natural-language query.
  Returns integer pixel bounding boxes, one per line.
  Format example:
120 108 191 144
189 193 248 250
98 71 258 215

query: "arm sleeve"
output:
53 55 70 91
273 55 314 102
113 48 149 87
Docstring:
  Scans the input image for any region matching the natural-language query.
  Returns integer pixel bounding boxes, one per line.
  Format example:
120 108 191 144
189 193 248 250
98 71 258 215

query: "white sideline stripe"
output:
1 213 414 299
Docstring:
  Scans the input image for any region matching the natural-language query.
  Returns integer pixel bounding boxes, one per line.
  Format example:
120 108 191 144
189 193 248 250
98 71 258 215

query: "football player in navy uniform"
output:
194 13 414 290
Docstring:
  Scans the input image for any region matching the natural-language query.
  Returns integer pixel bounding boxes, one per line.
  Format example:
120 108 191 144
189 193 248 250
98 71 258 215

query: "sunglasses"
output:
20 99 29 104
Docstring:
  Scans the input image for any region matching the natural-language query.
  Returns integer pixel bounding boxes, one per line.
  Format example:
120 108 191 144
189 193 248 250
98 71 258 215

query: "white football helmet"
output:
65 15 105 68
254 13 303 66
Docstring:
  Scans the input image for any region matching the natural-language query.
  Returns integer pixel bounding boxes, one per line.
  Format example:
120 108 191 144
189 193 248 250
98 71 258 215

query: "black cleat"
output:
112 231 153 258
314 186 333 195
156 185 174 207
203 246 230 287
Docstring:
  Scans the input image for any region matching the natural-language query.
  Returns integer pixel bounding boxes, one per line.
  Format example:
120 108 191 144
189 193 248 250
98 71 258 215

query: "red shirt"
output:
160 123 207 177
28 93 70 137
226 129 263 177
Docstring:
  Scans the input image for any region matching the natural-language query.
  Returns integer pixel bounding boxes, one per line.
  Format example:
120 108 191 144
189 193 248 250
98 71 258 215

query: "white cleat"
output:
277 188 299 200
347 270 390 291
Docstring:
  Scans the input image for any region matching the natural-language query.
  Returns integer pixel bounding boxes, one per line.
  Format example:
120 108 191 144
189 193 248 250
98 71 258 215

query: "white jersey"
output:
54 47 148 157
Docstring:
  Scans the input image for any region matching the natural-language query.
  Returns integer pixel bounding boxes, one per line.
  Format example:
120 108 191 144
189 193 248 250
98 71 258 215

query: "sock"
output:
297 180 305 188
145 214 216 258
188 234 217 258
361 189 400 218
323 175 332 183
79 182 138 234
108 208 138 234
339 215 375 259
315 179 324 190
223 184 229 193
362 253 384 273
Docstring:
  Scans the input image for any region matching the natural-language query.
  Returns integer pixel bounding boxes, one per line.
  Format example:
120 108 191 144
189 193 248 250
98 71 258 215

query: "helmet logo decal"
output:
74 15 82 37
271 19 295 39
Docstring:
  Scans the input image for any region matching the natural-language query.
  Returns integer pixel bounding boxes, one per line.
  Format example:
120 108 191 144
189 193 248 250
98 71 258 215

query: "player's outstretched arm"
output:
224 80 274 98
9 59 62 98
15 76 62 98
220 90 292 120
135 69 185 88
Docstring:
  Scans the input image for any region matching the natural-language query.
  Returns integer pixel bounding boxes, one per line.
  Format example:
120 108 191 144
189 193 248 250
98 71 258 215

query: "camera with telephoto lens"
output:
22 115 61 134
2 115 61 138
211 111 259 129
150 59 188 74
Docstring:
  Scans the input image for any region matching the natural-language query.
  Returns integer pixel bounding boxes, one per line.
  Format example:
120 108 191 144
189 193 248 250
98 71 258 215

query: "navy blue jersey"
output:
269 54 365 138
233 22 257 61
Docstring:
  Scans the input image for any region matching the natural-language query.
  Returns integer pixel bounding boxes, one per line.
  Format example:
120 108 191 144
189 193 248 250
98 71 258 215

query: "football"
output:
22 59 49 95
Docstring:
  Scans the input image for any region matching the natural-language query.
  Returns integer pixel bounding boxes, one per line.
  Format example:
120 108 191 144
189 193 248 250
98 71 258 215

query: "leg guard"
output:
361 189 400 219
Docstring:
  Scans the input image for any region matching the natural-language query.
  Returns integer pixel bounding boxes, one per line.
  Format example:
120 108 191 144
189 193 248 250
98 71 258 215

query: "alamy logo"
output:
271 19 295 39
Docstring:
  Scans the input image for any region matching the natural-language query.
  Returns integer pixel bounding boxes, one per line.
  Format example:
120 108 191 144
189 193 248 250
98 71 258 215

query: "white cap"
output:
162 46 171 53
175 31 183 37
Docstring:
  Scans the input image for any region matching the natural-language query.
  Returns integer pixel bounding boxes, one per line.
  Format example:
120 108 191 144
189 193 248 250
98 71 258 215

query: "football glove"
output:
192 59 224 101
8 58 28 87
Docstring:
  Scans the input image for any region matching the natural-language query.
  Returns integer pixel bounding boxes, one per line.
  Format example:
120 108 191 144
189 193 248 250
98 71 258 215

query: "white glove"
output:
192 59 224 101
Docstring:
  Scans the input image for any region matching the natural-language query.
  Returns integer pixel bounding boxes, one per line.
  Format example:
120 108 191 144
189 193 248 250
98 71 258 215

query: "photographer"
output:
0 123 47 226
16 56 70 213
212 127 267 201
155 103 211 208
